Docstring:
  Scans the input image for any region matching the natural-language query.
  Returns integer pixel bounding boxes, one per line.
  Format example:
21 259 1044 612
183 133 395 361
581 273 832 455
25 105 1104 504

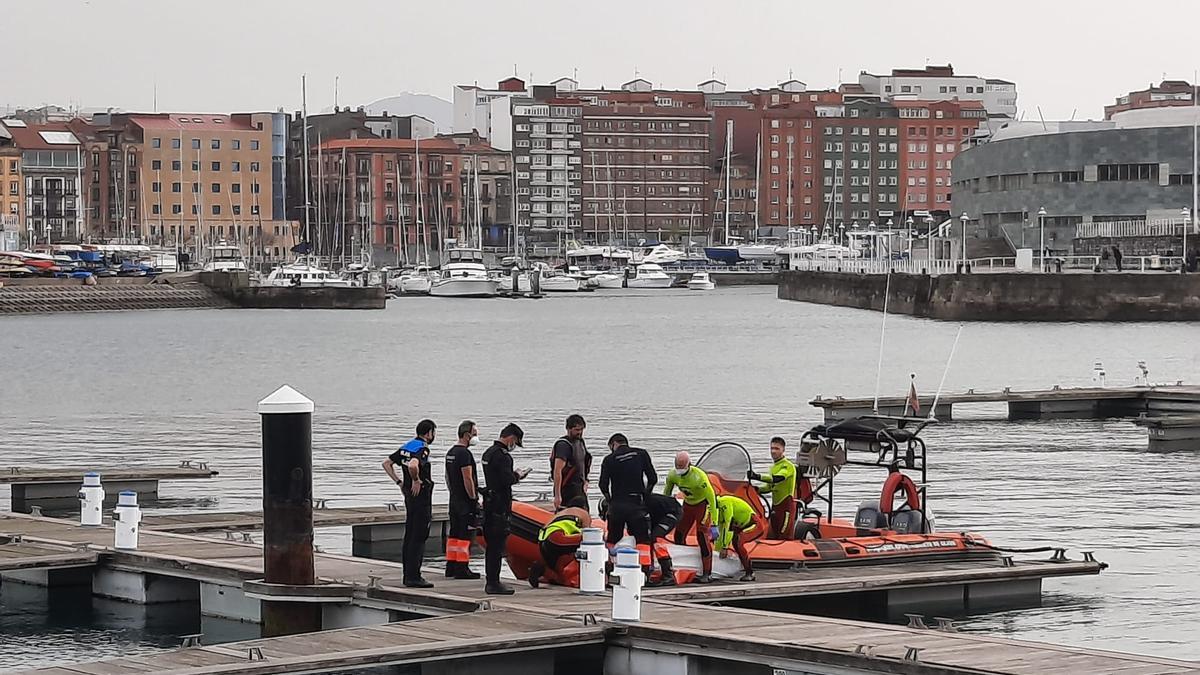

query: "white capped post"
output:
1037 207 1047 272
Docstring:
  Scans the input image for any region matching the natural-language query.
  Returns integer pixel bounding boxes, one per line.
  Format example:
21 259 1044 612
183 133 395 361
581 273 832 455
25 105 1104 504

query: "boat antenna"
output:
871 271 892 413
929 324 964 420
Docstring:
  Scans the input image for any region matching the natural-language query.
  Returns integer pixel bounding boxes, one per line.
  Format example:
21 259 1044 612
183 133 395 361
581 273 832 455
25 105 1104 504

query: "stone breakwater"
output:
0 282 233 314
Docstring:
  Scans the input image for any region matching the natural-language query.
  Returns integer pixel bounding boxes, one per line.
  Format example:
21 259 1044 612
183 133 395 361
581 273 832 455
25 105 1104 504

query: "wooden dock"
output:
0 534 97 572
811 384 1200 422
0 464 219 513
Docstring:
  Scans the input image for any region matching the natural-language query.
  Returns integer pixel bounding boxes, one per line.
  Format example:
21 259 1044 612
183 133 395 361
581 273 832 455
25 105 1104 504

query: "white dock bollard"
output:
576 527 607 594
611 547 643 623
113 491 142 550
79 472 105 526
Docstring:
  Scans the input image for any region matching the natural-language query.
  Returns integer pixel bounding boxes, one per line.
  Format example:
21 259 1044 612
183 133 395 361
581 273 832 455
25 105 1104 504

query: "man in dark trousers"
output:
482 423 530 595
646 491 681 586
383 419 437 588
551 414 591 510
444 420 481 580
598 433 657 578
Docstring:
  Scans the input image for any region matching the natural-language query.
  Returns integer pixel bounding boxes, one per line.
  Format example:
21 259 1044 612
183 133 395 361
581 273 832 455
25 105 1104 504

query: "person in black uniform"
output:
646 491 681 586
551 414 591 511
598 433 657 578
444 420 481 580
481 423 530 595
383 419 436 588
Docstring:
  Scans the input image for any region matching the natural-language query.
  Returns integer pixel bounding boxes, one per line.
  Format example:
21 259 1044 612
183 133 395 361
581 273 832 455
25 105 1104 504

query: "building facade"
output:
0 120 83 244
452 77 526 141
506 90 583 234
895 99 987 218
951 108 1200 253
858 65 1017 119
1105 80 1195 119
819 98 901 226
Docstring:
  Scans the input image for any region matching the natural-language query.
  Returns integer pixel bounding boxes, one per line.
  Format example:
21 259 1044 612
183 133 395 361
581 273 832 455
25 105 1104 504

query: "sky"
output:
6 0 1200 121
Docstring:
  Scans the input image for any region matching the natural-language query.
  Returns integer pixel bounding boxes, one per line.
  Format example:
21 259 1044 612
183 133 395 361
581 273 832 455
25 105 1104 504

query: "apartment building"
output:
1105 80 1195 119
818 98 901 226
858 65 1017 119
0 120 83 243
578 91 711 240
895 99 987 216
452 77 527 141
0 136 21 230
497 88 584 233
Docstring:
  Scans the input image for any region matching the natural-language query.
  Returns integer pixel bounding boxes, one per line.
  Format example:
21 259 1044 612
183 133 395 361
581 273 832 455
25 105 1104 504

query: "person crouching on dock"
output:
526 507 592 588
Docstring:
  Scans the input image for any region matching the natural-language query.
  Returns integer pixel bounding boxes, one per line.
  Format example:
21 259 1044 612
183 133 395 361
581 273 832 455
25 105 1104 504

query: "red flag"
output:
907 377 921 416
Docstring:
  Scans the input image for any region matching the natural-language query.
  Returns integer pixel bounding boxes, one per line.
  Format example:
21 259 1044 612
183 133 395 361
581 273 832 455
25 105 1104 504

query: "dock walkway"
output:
1 464 219 513
811 384 1200 422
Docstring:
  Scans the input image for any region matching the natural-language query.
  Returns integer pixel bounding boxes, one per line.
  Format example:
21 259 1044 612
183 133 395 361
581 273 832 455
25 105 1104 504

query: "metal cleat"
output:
198 462 209 470
29 506 43 517
903 646 924 661
1082 550 1096 563
312 498 328 510
247 647 264 661
478 599 493 611
1001 555 1014 567
180 460 192 468
933 617 958 632
367 575 381 589
181 634 203 647
904 613 927 629
313 545 323 553
225 531 236 541
853 644 877 657
1051 548 1068 562
241 533 253 543
582 613 597 626
386 502 400 511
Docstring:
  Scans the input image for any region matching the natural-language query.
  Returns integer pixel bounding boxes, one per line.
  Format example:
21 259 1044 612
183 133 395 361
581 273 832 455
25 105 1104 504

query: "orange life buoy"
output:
879 472 920 514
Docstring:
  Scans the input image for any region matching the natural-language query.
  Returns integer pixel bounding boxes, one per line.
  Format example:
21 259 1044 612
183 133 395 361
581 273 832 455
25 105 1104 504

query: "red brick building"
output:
1104 80 1195 119
895 100 986 217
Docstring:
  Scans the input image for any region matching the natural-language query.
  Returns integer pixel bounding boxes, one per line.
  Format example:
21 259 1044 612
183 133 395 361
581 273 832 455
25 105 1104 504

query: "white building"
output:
452 78 527 142
858 65 1018 119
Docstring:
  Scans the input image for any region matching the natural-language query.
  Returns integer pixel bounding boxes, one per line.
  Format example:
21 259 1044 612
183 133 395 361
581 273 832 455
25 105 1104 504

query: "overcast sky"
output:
7 0 1200 120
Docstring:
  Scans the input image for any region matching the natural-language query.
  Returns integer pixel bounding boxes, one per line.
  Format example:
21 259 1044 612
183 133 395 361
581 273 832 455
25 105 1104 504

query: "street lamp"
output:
1183 207 1191 272
1037 206 1047 272
959 212 969 264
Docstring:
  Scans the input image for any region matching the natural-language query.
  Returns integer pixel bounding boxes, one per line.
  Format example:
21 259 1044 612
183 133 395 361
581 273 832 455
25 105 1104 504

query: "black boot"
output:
658 559 677 586
485 581 515 595
643 565 660 587
527 561 544 589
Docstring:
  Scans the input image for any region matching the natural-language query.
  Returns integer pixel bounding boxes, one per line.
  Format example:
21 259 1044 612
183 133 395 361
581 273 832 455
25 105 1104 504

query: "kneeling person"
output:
527 507 592 588
646 492 681 586
715 494 761 582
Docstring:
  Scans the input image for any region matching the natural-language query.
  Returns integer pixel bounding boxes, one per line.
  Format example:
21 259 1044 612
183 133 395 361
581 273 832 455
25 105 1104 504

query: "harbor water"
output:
1 287 1199 669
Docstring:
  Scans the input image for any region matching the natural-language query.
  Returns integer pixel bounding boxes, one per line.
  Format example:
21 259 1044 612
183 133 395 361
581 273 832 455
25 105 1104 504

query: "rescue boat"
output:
505 415 1001 584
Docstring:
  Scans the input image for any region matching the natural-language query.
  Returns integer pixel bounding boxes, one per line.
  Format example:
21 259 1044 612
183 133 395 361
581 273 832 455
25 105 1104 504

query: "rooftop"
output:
315 137 461 153
0 121 79 150
127 113 256 131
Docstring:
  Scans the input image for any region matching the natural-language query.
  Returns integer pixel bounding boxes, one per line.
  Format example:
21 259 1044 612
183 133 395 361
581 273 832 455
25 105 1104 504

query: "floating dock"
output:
0 464 219 512
811 384 1200 423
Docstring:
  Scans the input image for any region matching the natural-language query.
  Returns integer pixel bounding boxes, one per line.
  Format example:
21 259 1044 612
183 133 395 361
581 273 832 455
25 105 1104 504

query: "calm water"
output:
2 287 1199 669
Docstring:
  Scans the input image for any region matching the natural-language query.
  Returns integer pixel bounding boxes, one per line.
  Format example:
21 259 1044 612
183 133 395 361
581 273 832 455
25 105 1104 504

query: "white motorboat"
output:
533 263 581 292
263 258 353 287
737 243 779 261
627 263 674 289
497 271 532 293
591 272 624 289
200 242 248 273
685 271 716 291
430 248 498 298
639 244 687 266
566 244 634 268
395 265 434 295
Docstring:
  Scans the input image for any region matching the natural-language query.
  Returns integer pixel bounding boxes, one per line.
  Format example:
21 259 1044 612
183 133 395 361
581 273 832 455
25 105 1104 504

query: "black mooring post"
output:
258 385 320 637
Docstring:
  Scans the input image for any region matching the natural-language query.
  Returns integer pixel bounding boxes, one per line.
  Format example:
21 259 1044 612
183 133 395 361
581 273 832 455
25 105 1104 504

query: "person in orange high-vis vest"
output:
444 421 481 580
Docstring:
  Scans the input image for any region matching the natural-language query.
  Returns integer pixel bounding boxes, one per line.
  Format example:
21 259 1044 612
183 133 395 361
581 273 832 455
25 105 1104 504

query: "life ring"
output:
879 472 919 514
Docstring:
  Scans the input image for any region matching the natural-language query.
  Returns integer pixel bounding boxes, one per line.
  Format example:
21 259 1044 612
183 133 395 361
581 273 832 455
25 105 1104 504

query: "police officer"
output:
383 419 436 588
481 423 530 595
598 433 657 578
551 414 591 511
444 420 481 580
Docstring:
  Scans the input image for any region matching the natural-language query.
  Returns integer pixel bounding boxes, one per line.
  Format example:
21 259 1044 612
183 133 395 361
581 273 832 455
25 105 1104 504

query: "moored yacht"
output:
686 271 716 290
430 247 498 298
200 242 248 273
263 258 354 287
626 263 674 289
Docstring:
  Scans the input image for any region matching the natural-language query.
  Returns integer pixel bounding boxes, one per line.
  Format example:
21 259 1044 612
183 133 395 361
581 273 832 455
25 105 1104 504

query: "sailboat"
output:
705 119 743 264
397 138 433 294
430 157 498 298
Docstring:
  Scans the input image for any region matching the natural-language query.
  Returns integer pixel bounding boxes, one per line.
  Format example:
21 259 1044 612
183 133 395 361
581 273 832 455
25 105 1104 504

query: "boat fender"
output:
879 471 919 514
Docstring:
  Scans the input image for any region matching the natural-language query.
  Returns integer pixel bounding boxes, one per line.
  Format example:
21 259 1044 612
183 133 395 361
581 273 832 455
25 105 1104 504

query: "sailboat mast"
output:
301 74 311 247
724 119 732 246
754 131 762 235
415 136 424 262
395 156 406 266
475 155 482 249
316 131 323 263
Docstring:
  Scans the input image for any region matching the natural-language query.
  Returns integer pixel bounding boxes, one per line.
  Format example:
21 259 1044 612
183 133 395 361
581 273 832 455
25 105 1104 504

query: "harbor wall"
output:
709 270 778 286
0 284 233 314
778 270 1200 321
198 272 387 309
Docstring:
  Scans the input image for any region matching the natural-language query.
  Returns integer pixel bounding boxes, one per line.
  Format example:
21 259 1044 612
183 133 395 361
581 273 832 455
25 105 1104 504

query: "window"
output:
232 140 241 150
211 182 221 193
192 161 200 171
232 183 241 193
250 140 260 150
192 182 199 193
1097 163 1158 182
172 160 181 171
171 138 181 149
152 160 162 170
172 204 182 214
212 204 221 215
152 204 161 215
233 205 241 215
152 181 161 192
171 182 181 193
250 162 260 172
211 139 221 150
232 161 240 172
191 139 200 149
251 182 261 194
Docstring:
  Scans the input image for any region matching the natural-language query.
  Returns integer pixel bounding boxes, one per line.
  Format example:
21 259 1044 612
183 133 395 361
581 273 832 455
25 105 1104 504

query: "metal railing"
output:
786 258 958 275
1075 219 1191 239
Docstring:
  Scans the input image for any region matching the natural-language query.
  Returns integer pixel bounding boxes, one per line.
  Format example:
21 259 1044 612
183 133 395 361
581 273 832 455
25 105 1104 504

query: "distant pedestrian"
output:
1188 249 1198 273
444 420 481 580
551 414 591 511
384 419 437 588
1112 246 1123 272
481 423 530 595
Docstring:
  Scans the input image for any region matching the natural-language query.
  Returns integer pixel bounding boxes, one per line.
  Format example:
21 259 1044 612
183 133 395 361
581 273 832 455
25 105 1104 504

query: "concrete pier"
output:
0 464 218 512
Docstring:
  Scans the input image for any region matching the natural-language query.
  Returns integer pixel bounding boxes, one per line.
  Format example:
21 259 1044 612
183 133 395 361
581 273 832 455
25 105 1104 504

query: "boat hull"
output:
540 276 581 292
686 280 715 291
429 278 499 297
498 274 532 293
627 276 674 289
398 276 432 294
704 247 743 264
593 274 623 289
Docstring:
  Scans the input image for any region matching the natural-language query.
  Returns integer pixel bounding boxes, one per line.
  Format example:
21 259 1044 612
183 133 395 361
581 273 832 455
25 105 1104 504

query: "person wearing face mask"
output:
662 451 718 584
481 423 530 595
444 420 481 580
747 437 797 540
383 419 437 588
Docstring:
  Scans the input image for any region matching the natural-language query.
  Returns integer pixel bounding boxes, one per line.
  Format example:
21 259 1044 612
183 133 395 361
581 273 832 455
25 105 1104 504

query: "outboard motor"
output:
889 508 927 534
854 499 888 530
